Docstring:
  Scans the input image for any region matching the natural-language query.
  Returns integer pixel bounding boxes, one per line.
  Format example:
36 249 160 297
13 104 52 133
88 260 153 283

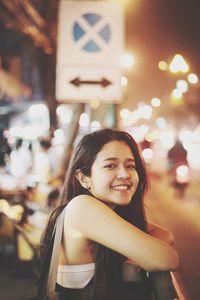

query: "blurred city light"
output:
140 124 149 137
191 130 200 143
159 130 175 149
156 117 167 130
179 128 191 143
89 99 100 109
145 131 156 142
139 104 152 119
188 73 199 84
91 121 101 131
169 54 189 73
177 129 200 169
26 103 50 133
151 97 161 107
79 113 90 127
171 89 183 105
187 147 200 169
172 88 182 97
130 110 140 123
175 165 190 183
126 125 149 143
120 108 130 119
53 128 65 144
28 103 48 115
142 148 153 164
56 105 73 124
122 115 132 127
158 61 168 71
9 125 43 139
120 53 135 68
121 76 128 87
176 79 188 93
9 126 23 138
151 130 160 140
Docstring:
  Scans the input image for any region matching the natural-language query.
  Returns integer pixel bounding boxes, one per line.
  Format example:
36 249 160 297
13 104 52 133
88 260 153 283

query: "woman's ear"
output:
75 169 90 190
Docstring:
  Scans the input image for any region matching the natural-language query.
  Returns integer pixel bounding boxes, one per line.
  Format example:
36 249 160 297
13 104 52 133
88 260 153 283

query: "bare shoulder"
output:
68 194 106 206
63 194 120 245
65 194 114 220
64 194 132 241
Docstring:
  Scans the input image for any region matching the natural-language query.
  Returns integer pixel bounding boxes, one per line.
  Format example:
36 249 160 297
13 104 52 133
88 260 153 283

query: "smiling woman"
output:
40 128 179 300
75 140 139 208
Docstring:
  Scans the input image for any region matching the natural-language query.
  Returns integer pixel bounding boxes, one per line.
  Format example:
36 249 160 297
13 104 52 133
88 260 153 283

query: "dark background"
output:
0 0 200 127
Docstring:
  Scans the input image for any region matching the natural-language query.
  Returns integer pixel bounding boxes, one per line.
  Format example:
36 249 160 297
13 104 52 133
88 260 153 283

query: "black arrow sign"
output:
70 77 112 88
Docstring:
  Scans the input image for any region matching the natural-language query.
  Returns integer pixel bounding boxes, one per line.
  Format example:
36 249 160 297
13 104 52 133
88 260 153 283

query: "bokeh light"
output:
176 80 188 93
120 54 135 68
188 73 198 84
158 61 168 71
151 97 161 107
169 54 189 73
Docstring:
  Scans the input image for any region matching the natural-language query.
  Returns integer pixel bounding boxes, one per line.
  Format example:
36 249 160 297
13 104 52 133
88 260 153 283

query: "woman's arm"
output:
65 195 179 272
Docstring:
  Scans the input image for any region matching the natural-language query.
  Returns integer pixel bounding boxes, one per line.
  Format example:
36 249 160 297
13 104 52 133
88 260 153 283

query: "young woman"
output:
41 129 179 300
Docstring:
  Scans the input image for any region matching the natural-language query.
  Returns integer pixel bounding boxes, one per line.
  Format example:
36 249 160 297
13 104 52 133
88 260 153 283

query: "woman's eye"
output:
126 164 136 170
104 164 116 169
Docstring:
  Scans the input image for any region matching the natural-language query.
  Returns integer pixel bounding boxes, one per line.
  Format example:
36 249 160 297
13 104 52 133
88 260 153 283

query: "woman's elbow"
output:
146 249 179 272
158 249 179 272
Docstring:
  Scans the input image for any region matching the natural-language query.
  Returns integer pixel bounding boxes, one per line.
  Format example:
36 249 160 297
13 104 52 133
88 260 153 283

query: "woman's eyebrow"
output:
127 158 135 163
103 157 118 162
103 157 135 162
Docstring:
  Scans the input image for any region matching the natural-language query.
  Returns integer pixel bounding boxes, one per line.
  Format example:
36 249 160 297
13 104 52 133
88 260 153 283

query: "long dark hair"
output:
40 129 149 257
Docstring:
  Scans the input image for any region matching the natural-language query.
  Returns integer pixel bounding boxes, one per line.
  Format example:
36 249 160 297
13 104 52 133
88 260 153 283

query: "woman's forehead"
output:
96 140 134 160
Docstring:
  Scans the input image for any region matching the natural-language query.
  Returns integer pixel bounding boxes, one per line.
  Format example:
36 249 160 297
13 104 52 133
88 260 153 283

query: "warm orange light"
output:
170 90 184 105
158 61 168 71
90 99 100 109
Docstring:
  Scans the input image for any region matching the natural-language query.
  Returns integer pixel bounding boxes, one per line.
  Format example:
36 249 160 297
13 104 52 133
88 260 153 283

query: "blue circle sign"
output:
73 13 111 52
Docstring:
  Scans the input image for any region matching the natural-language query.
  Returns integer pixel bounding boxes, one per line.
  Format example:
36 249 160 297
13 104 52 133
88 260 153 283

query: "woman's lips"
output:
111 184 132 190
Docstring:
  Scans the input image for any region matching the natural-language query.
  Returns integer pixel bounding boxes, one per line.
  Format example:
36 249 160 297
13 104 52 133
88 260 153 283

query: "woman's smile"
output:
86 140 139 206
111 184 132 191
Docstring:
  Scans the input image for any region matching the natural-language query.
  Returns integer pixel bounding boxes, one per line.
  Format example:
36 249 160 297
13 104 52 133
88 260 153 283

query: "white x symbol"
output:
74 15 110 50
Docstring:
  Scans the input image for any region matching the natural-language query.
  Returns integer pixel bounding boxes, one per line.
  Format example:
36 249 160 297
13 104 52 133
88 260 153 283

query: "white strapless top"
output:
57 262 142 289
57 263 95 289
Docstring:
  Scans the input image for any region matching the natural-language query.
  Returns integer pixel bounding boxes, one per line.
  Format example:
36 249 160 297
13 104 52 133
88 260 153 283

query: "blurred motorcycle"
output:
167 139 190 199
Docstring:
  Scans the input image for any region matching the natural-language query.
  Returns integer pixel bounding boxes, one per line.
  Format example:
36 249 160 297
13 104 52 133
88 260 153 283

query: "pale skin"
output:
60 141 179 272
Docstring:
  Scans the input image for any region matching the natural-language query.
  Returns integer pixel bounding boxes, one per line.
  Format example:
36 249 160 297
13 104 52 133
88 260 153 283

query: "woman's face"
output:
87 140 139 207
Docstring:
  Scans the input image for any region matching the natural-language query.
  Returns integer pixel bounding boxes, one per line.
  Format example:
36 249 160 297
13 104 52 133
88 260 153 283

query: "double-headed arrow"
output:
70 77 112 88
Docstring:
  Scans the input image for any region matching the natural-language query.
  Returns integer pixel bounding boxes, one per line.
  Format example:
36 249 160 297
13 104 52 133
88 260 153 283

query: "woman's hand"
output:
148 222 175 246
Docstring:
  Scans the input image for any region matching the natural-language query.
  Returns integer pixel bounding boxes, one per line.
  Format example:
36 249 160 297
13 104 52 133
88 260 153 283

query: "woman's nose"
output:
116 167 130 180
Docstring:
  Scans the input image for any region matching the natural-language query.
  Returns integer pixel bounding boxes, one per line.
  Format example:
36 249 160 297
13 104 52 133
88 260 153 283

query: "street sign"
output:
56 0 124 102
